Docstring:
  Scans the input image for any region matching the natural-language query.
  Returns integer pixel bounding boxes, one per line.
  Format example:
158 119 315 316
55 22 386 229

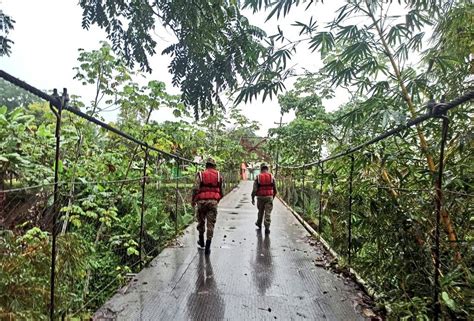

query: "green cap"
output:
206 157 216 166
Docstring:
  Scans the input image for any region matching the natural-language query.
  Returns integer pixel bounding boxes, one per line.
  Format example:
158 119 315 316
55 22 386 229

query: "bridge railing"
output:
275 91 473 320
0 70 239 319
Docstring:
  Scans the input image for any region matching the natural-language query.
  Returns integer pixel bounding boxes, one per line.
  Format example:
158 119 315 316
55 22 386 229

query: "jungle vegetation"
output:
1 0 472 319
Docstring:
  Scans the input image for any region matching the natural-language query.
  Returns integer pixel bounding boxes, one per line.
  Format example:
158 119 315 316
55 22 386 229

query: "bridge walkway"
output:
95 181 369 321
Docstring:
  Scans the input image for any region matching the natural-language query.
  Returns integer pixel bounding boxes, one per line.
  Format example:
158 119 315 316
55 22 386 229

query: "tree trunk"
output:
365 2 459 250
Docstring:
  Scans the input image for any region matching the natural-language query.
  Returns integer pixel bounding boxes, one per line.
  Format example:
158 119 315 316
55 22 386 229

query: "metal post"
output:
50 89 65 320
290 176 294 205
318 163 324 234
433 115 449 321
175 159 179 237
348 155 354 265
274 113 284 178
139 147 148 269
291 175 295 207
302 166 305 216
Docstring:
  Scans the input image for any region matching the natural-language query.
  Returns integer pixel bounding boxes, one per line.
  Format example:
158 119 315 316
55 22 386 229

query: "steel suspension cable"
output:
277 90 474 169
0 69 200 165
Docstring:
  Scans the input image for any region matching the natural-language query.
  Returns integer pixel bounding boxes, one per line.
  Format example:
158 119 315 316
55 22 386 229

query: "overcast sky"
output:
1 0 351 135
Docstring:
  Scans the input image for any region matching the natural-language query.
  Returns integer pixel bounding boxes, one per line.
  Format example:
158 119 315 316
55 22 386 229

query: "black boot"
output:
265 227 270 234
205 239 211 255
197 234 205 248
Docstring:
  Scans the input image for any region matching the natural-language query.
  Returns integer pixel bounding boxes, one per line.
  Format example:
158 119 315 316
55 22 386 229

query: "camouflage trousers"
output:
256 196 273 228
196 200 218 240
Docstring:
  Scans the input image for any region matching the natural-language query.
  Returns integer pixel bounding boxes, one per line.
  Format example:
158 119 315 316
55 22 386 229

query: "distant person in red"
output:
240 162 248 180
192 158 223 255
251 163 277 234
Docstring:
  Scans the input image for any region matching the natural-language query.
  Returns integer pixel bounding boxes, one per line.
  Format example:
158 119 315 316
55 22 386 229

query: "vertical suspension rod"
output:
318 163 324 234
433 115 449 321
175 159 180 237
139 147 149 269
302 166 306 217
348 155 354 265
50 89 65 321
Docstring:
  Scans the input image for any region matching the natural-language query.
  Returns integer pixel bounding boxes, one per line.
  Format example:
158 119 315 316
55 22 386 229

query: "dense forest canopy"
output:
1 0 473 319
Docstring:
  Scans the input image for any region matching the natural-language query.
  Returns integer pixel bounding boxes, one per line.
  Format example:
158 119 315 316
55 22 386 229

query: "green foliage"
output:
0 229 90 319
0 10 15 56
79 0 267 119
0 105 53 189
423 1 474 97
0 43 256 318
73 42 132 116
256 7 472 318
274 71 473 319
2 1 471 319
241 0 472 107
0 79 40 111
268 75 332 164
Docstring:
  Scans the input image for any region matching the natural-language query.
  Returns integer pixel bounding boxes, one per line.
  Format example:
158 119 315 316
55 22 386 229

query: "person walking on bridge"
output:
251 163 277 234
192 157 224 255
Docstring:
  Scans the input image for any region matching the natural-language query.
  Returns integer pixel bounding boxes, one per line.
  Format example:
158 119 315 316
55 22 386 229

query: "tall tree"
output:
79 0 267 119
73 42 133 117
242 0 472 246
270 74 333 164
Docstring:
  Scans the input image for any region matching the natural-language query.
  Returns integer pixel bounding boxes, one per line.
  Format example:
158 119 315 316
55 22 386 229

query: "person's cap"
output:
206 157 216 166
260 163 269 170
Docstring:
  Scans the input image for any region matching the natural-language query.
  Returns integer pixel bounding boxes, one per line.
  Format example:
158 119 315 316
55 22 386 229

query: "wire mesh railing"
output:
0 70 239 319
275 91 473 319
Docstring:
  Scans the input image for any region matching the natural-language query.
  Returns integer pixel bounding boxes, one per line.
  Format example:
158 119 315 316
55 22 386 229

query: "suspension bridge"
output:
0 69 473 320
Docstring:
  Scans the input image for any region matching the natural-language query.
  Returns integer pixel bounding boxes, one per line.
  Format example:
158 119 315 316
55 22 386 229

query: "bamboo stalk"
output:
365 1 459 248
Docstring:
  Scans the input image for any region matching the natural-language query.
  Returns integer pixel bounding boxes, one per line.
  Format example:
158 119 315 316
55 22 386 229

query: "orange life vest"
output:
256 172 274 197
195 169 222 201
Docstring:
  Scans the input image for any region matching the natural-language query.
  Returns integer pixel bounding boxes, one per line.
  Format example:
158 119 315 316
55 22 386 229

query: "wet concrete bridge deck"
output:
95 181 369 320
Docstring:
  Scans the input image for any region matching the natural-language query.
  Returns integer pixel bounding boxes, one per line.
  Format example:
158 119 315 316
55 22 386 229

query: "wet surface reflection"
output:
251 230 274 295
95 182 367 321
186 254 225 321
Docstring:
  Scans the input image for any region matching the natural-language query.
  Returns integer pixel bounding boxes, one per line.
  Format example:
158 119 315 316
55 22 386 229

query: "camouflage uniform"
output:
192 172 223 241
251 172 278 229
255 196 273 228
196 200 218 240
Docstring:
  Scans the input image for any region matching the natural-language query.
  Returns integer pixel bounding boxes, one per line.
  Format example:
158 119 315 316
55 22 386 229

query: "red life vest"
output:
195 169 222 201
256 172 274 196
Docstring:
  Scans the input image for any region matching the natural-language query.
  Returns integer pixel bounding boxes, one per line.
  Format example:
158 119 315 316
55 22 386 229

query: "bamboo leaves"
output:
309 32 335 57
